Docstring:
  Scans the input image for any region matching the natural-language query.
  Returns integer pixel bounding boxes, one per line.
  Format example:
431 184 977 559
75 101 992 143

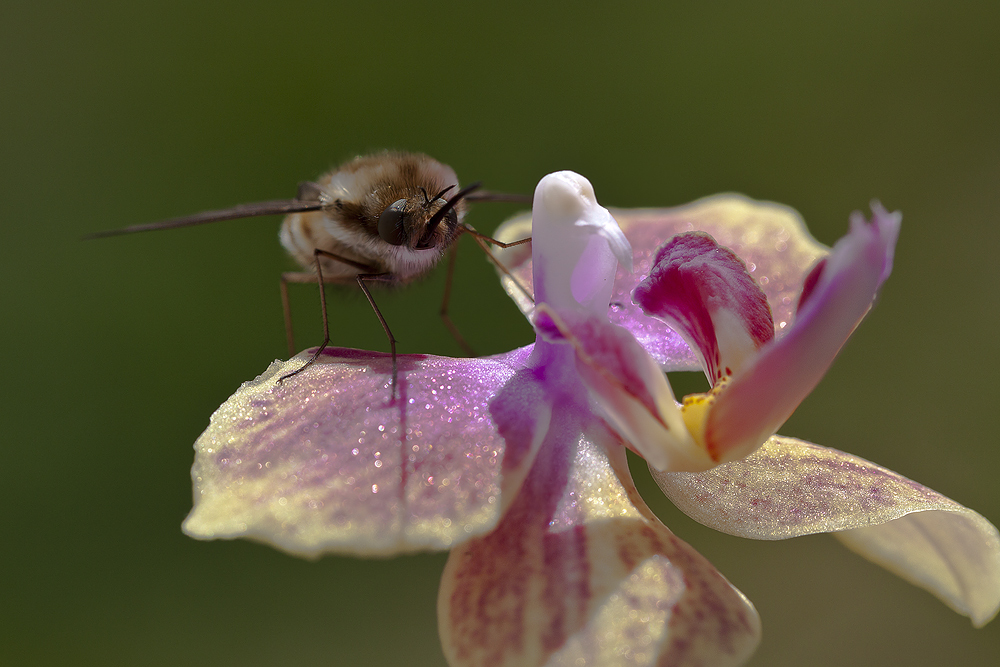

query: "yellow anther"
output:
680 377 730 452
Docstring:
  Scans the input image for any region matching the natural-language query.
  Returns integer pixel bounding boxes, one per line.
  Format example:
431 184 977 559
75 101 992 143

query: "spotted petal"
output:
494 194 828 370
183 345 547 557
652 435 1000 626
439 415 760 667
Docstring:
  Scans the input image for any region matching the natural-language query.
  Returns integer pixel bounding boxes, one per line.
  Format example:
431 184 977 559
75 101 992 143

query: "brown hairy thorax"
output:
280 151 468 279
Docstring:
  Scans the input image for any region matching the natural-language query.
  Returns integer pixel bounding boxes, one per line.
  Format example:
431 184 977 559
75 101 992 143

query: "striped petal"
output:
183 345 547 557
652 435 1000 625
439 415 760 667
493 194 828 370
703 203 900 461
632 231 774 384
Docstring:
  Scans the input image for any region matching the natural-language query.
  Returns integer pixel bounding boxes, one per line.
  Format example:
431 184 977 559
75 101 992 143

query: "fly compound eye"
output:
378 199 408 246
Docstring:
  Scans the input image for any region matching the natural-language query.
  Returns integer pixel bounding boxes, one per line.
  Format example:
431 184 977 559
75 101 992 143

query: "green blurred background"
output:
3 1 998 665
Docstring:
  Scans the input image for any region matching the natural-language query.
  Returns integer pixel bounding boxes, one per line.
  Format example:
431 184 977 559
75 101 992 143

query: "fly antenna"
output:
418 182 482 247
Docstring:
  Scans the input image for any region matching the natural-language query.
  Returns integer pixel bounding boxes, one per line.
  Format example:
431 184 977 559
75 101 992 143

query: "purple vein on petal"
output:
439 404 760 667
653 435 1000 626
653 435 957 540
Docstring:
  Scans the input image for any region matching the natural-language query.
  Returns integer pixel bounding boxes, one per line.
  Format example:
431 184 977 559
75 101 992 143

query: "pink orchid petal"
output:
532 304 712 472
651 435 1000 625
633 231 774 383
182 345 547 557
439 418 760 667
704 204 901 461
494 195 828 370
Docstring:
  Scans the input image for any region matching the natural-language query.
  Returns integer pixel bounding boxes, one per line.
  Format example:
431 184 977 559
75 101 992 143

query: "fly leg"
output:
355 272 398 397
280 272 312 358
278 249 378 383
460 224 534 304
439 242 475 356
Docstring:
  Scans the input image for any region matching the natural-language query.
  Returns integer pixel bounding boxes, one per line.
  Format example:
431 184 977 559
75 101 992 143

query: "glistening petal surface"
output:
183 345 542 557
652 435 1000 625
439 407 760 667
494 194 828 370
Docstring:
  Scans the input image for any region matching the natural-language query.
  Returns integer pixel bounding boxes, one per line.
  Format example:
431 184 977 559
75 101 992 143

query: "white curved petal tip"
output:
836 508 1000 627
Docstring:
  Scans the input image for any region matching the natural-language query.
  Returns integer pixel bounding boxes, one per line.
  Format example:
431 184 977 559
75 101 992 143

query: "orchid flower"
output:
182 171 1000 666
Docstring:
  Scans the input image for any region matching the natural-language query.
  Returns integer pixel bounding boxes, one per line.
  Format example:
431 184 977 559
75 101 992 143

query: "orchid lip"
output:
632 204 901 463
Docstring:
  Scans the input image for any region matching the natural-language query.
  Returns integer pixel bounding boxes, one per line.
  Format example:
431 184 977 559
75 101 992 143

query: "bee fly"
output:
87 151 532 395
